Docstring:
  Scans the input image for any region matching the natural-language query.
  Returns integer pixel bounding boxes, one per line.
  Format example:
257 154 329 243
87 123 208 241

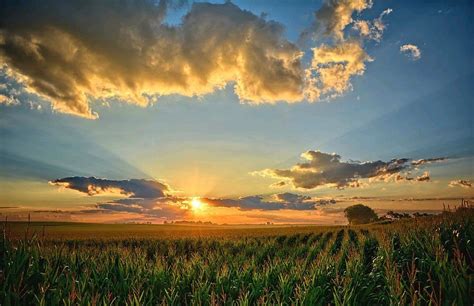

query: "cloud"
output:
276 192 337 206
388 171 430 183
0 68 24 106
0 93 19 106
274 192 310 203
415 171 430 182
400 44 421 60
411 157 446 166
50 177 170 198
1 0 390 118
95 200 187 219
96 203 145 214
254 150 445 189
449 180 472 189
0 1 307 118
353 8 392 42
308 0 373 41
50 176 189 219
303 0 391 100
306 40 372 99
204 192 336 211
270 181 288 188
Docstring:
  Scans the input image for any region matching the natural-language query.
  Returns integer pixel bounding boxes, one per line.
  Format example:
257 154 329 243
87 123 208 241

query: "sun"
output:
191 197 204 211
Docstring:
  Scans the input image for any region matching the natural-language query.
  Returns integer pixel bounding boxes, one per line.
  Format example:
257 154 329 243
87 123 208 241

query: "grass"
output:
1 209 473 305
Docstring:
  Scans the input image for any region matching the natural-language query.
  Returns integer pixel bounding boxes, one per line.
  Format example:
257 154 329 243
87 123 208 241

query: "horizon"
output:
2 197 471 225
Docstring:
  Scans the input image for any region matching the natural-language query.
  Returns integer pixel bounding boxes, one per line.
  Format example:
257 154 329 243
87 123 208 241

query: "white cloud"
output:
400 44 421 60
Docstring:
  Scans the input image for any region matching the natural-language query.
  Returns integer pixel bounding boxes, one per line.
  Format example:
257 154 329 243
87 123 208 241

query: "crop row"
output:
1 213 473 305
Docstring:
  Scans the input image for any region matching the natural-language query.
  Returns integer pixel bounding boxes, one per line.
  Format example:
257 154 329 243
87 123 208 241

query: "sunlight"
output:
191 197 204 211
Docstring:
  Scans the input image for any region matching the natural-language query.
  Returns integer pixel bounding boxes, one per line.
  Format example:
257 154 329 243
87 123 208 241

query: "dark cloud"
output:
411 157 447 166
270 181 287 188
274 192 310 203
50 176 187 219
300 0 373 43
394 171 430 182
95 200 187 219
50 177 169 198
205 195 285 211
415 172 430 182
255 150 445 189
96 203 144 214
204 193 335 211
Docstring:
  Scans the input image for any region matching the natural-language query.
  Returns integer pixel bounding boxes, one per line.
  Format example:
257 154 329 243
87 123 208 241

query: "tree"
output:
344 204 378 225
385 211 411 220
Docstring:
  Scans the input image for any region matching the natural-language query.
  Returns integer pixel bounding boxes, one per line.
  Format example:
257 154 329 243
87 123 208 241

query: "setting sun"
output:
191 197 204 211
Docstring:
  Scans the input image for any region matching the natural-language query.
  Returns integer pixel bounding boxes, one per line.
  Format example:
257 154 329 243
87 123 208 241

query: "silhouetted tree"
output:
344 204 378 225
413 212 430 218
386 210 411 220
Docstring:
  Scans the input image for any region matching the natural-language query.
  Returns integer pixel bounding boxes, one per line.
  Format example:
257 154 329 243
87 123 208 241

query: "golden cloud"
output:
353 8 392 42
0 0 391 118
313 0 373 41
254 150 445 189
306 40 372 98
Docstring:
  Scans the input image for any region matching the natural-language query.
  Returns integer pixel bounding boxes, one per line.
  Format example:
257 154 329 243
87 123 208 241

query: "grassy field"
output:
1 209 473 305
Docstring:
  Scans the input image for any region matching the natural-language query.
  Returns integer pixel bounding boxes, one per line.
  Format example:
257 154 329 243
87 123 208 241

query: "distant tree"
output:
344 204 378 225
385 210 412 220
412 212 430 218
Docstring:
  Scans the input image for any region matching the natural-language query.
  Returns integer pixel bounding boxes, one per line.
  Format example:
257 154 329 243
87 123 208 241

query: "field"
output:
1 210 473 305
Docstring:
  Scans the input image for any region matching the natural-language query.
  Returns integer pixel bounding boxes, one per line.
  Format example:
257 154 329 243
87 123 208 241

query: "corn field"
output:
1 209 473 305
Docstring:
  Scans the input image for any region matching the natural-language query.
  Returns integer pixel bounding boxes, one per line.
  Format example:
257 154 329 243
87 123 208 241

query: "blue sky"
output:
0 0 472 223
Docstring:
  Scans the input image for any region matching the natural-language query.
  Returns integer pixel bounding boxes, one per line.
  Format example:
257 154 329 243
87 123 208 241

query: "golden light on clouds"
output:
0 0 391 118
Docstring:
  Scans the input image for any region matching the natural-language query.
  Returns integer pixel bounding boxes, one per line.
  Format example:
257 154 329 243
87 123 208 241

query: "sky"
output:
0 0 473 224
